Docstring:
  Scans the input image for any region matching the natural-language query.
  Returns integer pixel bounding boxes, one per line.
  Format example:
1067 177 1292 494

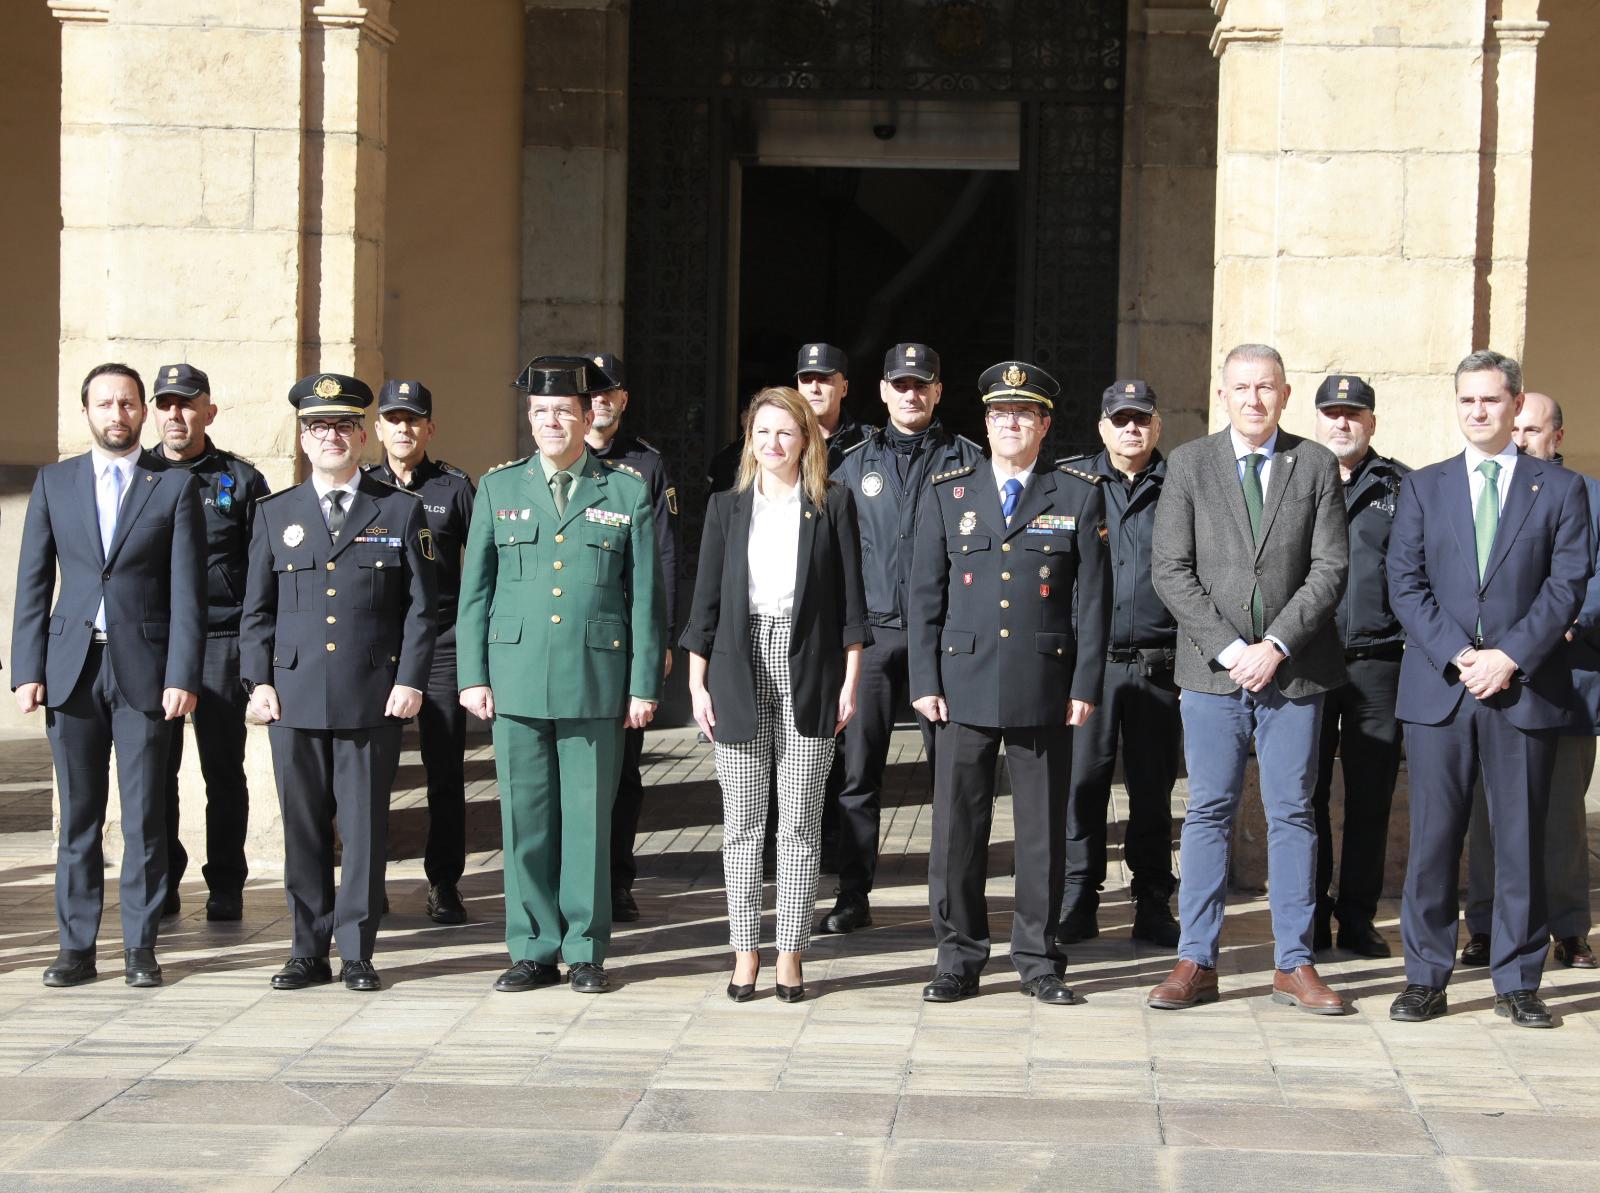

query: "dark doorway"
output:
737 165 1018 446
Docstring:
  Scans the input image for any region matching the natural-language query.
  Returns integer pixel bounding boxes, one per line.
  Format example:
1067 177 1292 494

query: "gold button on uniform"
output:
326 642 336 652
552 587 562 597
1001 571 1011 581
555 533 565 543
286 564 294 572
326 562 336 571
613 640 621 648
1000 600 1010 609
1000 628 1010 638
551 614 561 624
1001 543 1012 552
326 588 336 597
326 615 336 624
509 535 517 542
374 561 384 569
553 560 564 570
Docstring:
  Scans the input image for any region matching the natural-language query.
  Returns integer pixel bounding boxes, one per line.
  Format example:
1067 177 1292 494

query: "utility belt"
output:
1344 642 1403 662
1107 645 1176 677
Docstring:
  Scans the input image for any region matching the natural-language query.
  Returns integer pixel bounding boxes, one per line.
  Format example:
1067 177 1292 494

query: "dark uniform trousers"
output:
610 727 647 891
270 721 401 961
1062 657 1179 915
1310 653 1403 925
164 633 250 896
49 643 172 951
419 638 467 888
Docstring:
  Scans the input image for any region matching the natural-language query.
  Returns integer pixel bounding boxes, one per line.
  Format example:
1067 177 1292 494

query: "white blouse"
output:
747 475 802 617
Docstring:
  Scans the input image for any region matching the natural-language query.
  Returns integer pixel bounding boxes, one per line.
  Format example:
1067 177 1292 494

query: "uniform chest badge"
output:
1039 565 1051 579
962 572 973 586
283 523 305 548
1040 584 1051 598
862 472 884 498
585 507 632 529
952 486 965 499
958 510 978 536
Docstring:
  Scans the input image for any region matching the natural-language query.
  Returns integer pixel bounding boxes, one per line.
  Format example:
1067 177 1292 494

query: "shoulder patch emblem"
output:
1058 464 1104 485
933 464 977 485
666 486 678 517
436 459 470 479
419 528 435 562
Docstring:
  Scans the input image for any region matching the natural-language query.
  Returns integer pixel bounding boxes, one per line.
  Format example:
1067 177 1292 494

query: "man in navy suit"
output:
1386 350 1591 1029
11 363 207 988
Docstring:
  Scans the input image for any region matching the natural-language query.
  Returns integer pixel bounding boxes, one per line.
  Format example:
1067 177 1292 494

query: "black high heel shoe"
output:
727 956 759 1002
775 960 804 1003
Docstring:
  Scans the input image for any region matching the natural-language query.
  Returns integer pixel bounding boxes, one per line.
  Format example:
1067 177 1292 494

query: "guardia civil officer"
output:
151 363 271 923
364 379 476 925
583 353 679 923
1055 380 1181 949
707 343 869 493
457 357 664 996
1309 375 1409 959
12 362 207 988
241 374 438 992
908 361 1109 1004
820 343 982 934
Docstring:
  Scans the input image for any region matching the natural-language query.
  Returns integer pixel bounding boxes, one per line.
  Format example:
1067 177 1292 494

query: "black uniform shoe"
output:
1131 898 1181 948
1494 989 1554 1029
271 956 333 990
1389 984 1448 1022
340 960 381 992
1459 933 1491 967
1054 905 1099 945
494 960 562 992
1336 919 1391 958
1020 974 1081 1005
42 949 97 988
205 892 244 922
921 972 979 1003
426 884 467 925
162 888 182 918
124 947 162 987
568 962 610 993
611 888 640 923
820 894 872 935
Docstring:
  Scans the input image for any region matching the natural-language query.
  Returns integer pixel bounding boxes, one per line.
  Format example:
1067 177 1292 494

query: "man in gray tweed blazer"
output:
1147 344 1350 1013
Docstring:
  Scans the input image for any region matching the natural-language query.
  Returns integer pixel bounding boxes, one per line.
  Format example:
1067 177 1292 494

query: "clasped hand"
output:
1457 647 1516 699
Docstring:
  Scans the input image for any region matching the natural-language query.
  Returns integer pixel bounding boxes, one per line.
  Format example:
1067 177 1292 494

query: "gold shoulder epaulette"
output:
484 456 529 476
1058 464 1104 485
933 464 977 484
603 459 644 480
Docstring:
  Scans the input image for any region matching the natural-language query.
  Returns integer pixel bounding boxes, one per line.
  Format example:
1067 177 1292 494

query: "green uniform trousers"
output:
494 712 625 964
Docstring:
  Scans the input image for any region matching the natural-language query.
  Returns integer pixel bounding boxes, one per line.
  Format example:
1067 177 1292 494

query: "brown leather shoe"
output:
1271 964 1345 1015
1147 959 1219 1009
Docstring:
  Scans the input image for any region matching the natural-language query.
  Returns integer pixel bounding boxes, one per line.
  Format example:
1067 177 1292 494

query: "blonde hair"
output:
735 386 832 508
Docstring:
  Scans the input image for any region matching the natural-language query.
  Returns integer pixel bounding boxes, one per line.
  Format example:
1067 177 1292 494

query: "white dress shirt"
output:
1463 440 1518 517
747 474 802 617
991 461 1035 526
311 474 360 530
91 445 139 632
1217 427 1287 668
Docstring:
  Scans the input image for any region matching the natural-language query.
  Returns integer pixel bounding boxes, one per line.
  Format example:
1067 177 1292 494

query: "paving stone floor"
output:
0 726 1596 1191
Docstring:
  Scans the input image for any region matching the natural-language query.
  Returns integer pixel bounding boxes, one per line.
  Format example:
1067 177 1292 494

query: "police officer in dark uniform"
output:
150 363 271 922
1310 374 1408 958
1055 380 1181 948
819 342 983 934
582 353 679 922
364 378 476 924
707 343 869 493
241 373 437 992
908 361 1109 1005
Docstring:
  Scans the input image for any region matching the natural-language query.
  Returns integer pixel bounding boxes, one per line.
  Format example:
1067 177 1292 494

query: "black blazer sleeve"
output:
679 491 727 659
832 485 871 650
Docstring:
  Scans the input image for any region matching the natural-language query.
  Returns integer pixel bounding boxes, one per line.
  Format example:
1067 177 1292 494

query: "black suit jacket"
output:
1388 450 1590 731
240 473 438 730
11 451 207 711
679 482 871 742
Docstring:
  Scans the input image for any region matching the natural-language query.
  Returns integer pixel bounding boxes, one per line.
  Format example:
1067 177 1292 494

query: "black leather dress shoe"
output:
612 887 640 923
1336 919 1391 958
568 962 610 993
162 888 181 918
42 949 97 988
1054 905 1099 945
494 960 562 992
1553 936 1597 969
1131 899 1180 948
1495 988 1554 1029
271 956 333 990
1389 984 1448 1022
820 895 872 935
124 947 162 988
205 892 243 922
1020 974 1081 1005
1459 932 1491 967
427 883 467 925
340 960 381 992
921 972 979 1003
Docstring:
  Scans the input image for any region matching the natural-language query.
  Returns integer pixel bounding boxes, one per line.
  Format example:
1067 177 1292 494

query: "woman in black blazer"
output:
681 386 870 1002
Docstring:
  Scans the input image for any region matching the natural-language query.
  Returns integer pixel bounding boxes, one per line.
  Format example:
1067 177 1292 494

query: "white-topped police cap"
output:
377 379 432 417
152 363 210 400
796 342 848 378
884 343 939 382
289 373 373 418
979 360 1058 410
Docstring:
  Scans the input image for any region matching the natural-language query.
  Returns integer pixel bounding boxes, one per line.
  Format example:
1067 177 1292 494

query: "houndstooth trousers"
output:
715 614 836 952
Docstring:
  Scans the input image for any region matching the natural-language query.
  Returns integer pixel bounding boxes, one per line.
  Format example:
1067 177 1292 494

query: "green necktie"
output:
1242 453 1265 637
551 469 571 516
1475 458 1501 581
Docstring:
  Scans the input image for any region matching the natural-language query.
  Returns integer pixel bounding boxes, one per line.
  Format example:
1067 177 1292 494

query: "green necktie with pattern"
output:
1242 453 1265 638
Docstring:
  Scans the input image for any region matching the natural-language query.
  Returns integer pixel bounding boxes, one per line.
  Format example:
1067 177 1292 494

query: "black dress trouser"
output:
609 725 647 890
164 633 250 896
418 639 467 887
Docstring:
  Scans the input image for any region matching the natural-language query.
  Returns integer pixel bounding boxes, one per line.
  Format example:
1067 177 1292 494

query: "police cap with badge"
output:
289 372 374 419
797 342 848 379
1314 374 1376 411
884 343 939 382
1102 379 1158 416
979 360 1059 409
589 353 625 391
377 379 433 418
513 355 598 396
153 362 211 401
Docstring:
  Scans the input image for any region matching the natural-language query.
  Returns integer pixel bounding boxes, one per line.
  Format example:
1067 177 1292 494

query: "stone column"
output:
518 0 628 453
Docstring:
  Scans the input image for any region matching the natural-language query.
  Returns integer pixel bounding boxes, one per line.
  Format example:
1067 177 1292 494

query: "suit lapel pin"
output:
804 510 813 519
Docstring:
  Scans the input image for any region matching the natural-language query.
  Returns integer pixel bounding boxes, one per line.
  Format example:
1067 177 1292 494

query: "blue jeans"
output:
1177 685 1324 971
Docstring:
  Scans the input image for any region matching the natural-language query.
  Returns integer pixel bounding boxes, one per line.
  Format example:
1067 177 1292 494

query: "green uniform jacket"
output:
457 450 665 718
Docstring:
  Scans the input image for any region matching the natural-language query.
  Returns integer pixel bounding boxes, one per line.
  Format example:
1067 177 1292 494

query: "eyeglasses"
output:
530 405 583 423
1106 411 1153 429
986 408 1042 426
304 419 360 439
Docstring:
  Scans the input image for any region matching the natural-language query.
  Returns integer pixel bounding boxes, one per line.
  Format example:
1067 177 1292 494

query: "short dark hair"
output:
1454 349 1523 398
80 362 145 407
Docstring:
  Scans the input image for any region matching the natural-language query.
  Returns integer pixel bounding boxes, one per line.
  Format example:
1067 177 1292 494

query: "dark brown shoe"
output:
1147 960 1218 1009
1271 964 1345 1015
1553 936 1597 969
